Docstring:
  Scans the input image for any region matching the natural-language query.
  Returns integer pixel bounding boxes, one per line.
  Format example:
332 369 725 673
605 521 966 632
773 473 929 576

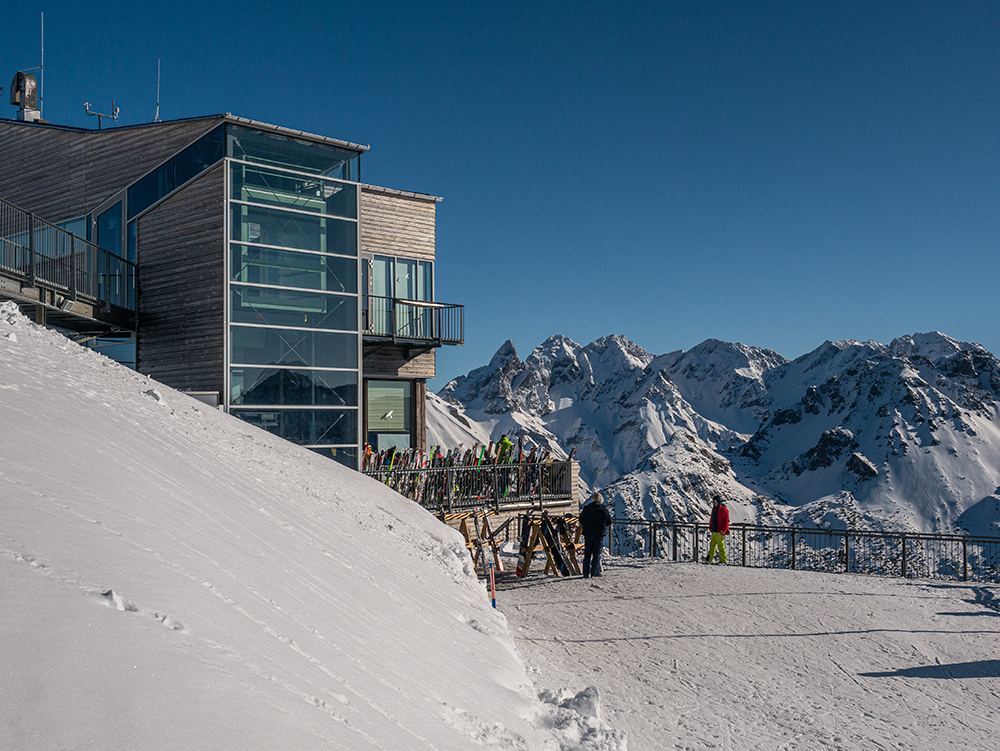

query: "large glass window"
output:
231 245 356 293
227 125 361 180
230 326 358 369
230 286 357 331
231 204 356 256
230 367 357 406
231 163 357 219
230 408 357 446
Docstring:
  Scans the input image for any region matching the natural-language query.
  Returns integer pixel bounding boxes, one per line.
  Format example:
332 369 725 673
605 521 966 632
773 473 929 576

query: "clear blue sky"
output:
5 1 999 389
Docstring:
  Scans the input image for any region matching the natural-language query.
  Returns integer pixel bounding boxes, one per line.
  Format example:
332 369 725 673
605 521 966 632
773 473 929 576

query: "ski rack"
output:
443 511 505 577
515 513 583 578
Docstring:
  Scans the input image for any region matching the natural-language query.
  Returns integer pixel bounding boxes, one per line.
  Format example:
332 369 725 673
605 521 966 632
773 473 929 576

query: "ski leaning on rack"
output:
539 512 571 577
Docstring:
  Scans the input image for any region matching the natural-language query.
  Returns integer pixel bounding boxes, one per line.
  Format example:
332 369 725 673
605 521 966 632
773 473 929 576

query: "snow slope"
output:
502 560 1000 751
0 302 622 751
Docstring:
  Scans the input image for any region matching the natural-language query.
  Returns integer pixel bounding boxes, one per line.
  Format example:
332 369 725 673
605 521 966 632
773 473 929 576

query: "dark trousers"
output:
582 535 605 577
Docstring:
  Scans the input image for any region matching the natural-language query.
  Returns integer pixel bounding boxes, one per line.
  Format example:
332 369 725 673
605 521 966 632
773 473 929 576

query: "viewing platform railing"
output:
607 519 1000 584
364 461 576 513
0 197 136 313
363 294 463 345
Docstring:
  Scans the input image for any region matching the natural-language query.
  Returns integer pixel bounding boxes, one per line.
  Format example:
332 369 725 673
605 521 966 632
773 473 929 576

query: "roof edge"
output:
362 183 443 202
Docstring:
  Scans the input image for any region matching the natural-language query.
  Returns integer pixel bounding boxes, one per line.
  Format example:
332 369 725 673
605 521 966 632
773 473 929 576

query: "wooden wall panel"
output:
360 188 437 261
363 346 436 379
135 163 225 395
0 118 223 224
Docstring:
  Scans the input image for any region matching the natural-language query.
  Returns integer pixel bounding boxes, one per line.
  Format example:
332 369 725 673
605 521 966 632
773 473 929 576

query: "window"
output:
366 380 412 450
227 125 361 180
127 125 224 219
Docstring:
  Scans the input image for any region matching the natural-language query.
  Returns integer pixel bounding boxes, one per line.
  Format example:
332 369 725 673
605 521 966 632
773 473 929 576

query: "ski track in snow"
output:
501 557 1000 751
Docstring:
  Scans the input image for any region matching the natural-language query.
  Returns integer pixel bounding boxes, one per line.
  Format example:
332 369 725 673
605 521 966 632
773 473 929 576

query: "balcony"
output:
363 295 463 346
0 197 136 335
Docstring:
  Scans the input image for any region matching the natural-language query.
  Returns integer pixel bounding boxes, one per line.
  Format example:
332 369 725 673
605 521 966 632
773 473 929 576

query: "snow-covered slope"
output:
432 332 1000 535
0 303 621 750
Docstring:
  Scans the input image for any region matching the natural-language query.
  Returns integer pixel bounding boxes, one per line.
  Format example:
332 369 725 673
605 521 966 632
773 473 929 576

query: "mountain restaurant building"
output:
0 113 463 469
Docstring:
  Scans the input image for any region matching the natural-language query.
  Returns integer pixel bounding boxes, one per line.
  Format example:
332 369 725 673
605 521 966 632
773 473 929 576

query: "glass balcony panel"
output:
231 367 358 407
231 204 357 256
230 408 357 446
230 326 358 369
230 163 357 219
230 286 356 331
226 124 361 180
231 244 356 293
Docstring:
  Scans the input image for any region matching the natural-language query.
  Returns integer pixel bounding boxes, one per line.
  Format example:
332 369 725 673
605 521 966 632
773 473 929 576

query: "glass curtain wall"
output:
226 137 362 468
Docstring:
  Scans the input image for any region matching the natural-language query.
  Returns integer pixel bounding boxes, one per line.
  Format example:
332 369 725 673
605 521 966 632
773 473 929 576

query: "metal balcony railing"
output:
363 294 463 345
364 461 575 512
605 519 1000 584
0 197 136 312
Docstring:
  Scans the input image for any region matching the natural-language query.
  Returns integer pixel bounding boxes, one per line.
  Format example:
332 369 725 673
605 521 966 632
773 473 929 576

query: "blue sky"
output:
5 1 999 389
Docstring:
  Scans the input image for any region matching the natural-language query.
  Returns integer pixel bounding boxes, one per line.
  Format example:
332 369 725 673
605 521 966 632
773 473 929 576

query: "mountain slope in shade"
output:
432 332 1000 535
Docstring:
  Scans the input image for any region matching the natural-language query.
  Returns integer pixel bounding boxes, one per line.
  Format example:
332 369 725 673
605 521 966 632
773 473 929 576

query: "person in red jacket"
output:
704 495 730 564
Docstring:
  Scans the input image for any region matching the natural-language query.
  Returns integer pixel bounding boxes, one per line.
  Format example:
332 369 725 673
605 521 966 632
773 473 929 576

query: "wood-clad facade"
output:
136 163 226 394
0 117 222 223
0 114 461 468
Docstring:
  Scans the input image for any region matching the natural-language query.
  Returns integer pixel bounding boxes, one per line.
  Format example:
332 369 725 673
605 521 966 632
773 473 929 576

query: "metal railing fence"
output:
363 294 463 345
606 519 1000 583
364 461 575 512
0 197 136 311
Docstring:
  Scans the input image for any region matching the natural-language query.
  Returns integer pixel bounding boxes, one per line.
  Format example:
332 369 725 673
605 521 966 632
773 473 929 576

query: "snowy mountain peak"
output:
432 330 1000 534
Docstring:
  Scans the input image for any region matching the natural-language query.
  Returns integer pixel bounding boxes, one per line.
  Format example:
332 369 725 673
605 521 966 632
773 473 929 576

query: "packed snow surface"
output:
0 303 621 750
501 559 1000 750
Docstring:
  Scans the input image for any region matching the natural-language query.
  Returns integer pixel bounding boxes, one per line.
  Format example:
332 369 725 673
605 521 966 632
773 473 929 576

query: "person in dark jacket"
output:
704 495 730 564
579 492 613 578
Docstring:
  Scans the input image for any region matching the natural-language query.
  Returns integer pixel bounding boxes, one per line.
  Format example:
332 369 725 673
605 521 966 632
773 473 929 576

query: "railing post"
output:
67 234 75 299
844 532 850 574
673 524 678 562
791 530 796 570
446 468 453 511
963 538 968 582
649 521 656 558
901 534 907 578
693 523 699 563
742 525 747 568
27 213 36 289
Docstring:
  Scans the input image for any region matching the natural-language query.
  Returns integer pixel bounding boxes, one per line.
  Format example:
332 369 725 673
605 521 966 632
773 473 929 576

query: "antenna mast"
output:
154 59 161 122
39 12 44 118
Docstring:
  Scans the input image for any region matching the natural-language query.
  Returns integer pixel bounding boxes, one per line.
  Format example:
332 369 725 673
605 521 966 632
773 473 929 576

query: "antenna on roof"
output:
39 12 44 118
153 59 161 122
84 99 119 130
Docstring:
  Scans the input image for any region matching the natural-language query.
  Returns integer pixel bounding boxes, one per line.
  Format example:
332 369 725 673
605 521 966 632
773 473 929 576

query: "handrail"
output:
363 294 463 345
0 197 136 312
363 461 575 513
606 518 1000 584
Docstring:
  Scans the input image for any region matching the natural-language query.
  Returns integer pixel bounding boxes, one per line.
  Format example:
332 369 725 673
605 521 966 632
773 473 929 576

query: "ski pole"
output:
489 563 496 608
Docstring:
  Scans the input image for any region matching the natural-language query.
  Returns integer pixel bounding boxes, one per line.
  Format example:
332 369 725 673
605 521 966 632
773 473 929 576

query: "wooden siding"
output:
0 118 223 223
360 188 437 261
135 163 225 395
363 345 436 380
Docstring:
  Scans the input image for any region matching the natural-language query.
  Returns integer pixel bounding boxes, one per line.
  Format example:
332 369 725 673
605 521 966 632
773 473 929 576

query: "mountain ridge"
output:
430 331 1000 535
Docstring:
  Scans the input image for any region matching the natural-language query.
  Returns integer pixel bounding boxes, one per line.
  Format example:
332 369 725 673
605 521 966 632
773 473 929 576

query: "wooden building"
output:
0 114 463 469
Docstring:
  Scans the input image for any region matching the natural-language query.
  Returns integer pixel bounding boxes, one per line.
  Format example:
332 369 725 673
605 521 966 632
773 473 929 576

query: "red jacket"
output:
710 503 729 535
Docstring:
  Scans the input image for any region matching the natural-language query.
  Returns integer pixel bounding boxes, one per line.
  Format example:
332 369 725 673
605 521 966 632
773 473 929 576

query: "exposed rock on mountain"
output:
431 332 1000 535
